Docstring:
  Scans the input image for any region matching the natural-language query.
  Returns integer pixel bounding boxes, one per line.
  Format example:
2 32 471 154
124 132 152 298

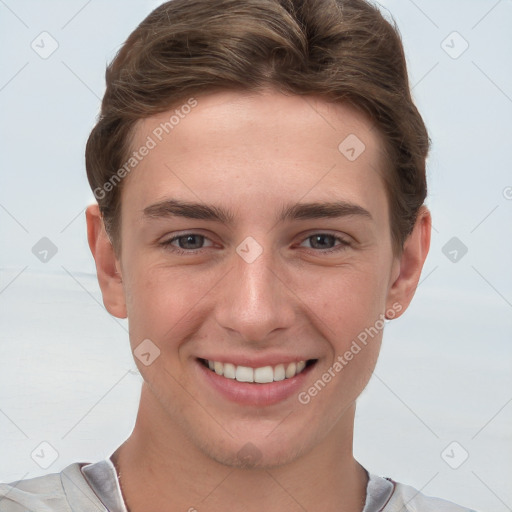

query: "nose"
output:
214 243 296 345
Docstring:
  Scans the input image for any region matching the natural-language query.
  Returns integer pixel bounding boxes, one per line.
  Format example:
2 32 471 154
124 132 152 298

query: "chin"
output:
208 442 304 470
193 425 316 470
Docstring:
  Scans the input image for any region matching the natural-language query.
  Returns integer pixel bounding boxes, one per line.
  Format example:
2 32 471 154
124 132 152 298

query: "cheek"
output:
302 264 389 339
123 261 217 348
300 265 389 399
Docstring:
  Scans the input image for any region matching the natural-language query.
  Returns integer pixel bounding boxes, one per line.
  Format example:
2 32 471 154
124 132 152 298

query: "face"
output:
113 89 406 468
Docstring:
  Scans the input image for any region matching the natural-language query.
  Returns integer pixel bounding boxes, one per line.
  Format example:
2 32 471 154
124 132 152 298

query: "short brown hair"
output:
85 0 429 255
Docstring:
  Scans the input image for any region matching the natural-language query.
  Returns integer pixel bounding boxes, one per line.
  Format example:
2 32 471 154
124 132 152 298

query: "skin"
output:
86 88 431 512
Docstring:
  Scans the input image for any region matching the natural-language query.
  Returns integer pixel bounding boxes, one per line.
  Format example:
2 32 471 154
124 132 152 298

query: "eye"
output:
161 233 214 254
299 233 350 253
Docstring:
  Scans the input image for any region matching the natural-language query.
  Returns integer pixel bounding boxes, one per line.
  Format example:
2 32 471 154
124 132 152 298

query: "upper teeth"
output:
206 360 307 383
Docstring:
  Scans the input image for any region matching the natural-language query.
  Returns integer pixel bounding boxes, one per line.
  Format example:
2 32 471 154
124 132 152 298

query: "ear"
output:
86 204 127 319
385 206 431 318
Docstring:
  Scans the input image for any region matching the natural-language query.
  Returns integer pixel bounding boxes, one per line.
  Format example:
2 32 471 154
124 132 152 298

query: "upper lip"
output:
197 354 318 367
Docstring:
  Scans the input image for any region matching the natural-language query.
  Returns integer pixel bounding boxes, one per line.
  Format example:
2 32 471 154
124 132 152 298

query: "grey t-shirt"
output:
0 458 477 512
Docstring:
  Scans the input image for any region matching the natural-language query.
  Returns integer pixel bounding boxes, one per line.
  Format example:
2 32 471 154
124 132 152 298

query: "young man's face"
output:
91 89 428 468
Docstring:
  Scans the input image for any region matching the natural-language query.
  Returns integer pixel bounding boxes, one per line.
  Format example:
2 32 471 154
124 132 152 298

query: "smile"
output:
198 358 315 383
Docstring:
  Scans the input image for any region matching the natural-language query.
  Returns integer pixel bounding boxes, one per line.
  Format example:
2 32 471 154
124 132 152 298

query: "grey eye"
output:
173 234 205 249
306 234 337 249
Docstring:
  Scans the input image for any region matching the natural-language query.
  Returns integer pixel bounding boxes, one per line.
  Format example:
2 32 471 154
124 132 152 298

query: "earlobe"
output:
386 206 431 318
86 204 127 319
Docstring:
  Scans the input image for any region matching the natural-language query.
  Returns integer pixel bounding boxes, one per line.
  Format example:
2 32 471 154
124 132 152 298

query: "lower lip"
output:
195 359 316 406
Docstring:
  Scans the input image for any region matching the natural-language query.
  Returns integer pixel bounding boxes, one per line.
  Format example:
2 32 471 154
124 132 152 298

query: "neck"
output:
111 384 368 512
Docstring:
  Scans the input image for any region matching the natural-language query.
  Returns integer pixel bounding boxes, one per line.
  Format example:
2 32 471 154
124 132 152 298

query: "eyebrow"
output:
142 199 372 224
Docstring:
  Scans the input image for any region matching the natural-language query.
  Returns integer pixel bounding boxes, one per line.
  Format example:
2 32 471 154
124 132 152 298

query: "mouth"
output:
196 356 318 406
198 357 317 384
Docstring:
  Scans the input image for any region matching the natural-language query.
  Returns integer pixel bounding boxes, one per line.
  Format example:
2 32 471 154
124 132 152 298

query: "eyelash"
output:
160 232 351 256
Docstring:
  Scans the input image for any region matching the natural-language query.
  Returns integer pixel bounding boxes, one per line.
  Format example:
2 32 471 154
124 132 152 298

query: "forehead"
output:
123 89 388 220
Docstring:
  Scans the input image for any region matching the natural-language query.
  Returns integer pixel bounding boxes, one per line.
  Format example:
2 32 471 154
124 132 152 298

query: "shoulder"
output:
0 470 67 512
0 462 106 512
383 478 479 512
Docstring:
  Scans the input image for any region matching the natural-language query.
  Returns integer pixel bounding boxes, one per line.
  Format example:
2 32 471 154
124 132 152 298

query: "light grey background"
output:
0 1 511 510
